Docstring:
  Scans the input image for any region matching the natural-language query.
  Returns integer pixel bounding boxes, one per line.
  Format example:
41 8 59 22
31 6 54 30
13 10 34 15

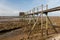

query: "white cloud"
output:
46 0 60 16
32 0 45 7
0 0 20 16
32 0 60 16
47 0 60 8
0 0 60 16
48 11 60 16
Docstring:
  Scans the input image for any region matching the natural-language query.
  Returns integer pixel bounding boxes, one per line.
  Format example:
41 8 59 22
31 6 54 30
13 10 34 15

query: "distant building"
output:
19 12 25 16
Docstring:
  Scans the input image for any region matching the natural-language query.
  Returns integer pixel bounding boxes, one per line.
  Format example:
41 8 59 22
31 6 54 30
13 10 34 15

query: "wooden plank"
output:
25 6 60 15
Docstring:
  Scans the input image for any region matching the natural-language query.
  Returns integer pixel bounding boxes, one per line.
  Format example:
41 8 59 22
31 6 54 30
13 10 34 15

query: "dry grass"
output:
0 16 60 40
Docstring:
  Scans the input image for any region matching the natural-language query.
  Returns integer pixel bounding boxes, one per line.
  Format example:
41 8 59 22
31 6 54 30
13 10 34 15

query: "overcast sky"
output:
0 0 60 16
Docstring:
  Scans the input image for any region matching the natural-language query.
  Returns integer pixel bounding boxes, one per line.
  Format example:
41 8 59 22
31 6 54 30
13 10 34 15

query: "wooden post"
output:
41 4 43 38
45 5 57 33
37 7 39 12
46 13 48 35
46 13 58 33
28 8 36 39
46 5 48 35
31 8 39 30
28 10 31 24
32 8 35 23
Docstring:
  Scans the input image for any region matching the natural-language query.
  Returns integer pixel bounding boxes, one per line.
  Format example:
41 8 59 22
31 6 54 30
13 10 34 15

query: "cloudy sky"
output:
0 0 60 16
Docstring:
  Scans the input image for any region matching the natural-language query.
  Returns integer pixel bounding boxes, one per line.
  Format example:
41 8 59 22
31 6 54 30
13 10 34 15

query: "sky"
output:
0 0 60 16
